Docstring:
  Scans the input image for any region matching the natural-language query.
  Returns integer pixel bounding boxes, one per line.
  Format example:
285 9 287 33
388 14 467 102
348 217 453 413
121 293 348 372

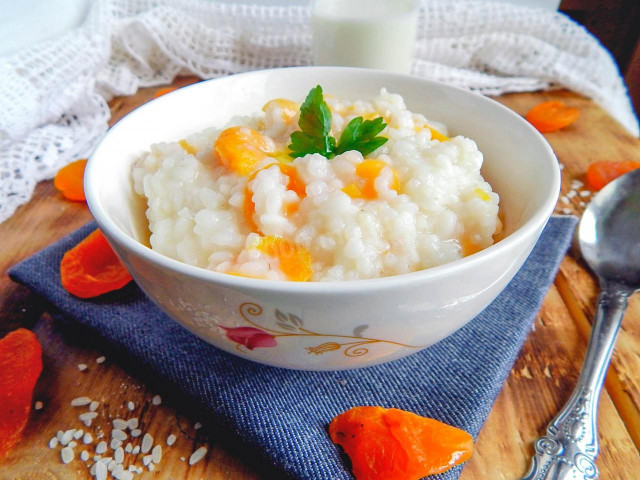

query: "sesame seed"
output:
115 468 134 480
49 437 59 449
112 419 128 430
132 445 140 454
114 447 124 464
152 395 162 405
110 438 123 450
128 465 137 472
96 441 107 454
579 190 591 197
112 429 127 441
83 433 93 444
130 429 142 438
136 466 143 474
559 195 569 204
166 434 176 446
78 364 88 371
127 418 138 430
194 421 202 430
56 430 64 441
61 446 74 464
95 461 107 480
141 433 153 453
34 401 43 410
579 201 586 207
69 441 77 448
142 455 152 466
189 446 207 465
81 450 89 462
562 208 572 215
90 463 97 476
559 163 565 170
566 190 577 198
148 463 155 472
89 401 100 411
96 356 106 364
127 401 135 411
152 445 162 463
571 180 584 188
73 429 84 440
180 456 185 461
125 443 132 453
107 459 116 471
71 397 92 406
60 430 75 445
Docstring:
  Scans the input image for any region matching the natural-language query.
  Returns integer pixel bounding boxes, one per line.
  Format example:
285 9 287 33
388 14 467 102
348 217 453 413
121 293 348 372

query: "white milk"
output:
312 0 419 74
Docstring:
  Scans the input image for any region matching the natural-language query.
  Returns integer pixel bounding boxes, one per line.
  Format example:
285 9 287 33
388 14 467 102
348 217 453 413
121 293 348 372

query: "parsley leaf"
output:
287 85 388 159
334 116 388 156
288 85 336 159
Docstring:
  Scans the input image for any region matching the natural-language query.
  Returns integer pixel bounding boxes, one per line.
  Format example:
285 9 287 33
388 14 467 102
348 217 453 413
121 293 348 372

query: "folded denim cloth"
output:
9 215 576 479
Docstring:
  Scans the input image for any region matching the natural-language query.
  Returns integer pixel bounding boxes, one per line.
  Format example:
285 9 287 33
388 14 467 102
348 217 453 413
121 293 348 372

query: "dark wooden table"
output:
1 78 639 479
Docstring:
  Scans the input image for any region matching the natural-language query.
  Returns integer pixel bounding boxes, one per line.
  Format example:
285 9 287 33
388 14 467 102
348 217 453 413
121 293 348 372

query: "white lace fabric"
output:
1 0 637 224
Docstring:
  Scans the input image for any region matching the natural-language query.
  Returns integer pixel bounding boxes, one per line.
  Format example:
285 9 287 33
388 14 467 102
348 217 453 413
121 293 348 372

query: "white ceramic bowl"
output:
85 67 559 370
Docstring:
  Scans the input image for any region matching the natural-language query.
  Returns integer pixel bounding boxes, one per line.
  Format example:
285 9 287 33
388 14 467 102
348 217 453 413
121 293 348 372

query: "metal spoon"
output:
522 168 640 480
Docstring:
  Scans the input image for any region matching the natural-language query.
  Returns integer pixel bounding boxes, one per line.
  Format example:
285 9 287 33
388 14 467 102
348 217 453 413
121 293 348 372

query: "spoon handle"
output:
521 281 631 480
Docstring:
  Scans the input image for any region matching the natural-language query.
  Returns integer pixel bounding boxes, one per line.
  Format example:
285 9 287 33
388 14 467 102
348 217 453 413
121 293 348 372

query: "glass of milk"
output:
311 0 420 74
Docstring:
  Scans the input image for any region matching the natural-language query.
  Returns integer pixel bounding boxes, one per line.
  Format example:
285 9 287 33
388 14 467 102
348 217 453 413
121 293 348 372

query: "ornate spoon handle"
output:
521 281 632 480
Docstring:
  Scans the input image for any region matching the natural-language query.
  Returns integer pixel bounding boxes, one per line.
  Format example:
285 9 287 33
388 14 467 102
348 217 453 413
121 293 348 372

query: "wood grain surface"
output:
1 78 639 479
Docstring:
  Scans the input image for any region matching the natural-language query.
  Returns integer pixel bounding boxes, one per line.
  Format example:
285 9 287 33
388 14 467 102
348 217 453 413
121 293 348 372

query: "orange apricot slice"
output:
0 329 43 459
344 159 399 200
214 127 276 176
525 100 579 133
329 406 473 480
153 87 177 98
254 236 312 282
53 159 87 201
60 229 132 298
262 98 300 124
585 160 640 191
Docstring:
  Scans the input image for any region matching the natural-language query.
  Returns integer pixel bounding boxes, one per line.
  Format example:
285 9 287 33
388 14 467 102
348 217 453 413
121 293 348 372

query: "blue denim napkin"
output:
9 216 576 480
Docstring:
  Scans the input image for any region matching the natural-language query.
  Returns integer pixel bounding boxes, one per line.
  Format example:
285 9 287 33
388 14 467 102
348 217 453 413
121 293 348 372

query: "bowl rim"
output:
85 65 560 294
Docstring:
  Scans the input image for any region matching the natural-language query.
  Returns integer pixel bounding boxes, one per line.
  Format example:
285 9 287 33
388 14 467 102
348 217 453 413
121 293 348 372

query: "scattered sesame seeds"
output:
127 401 135 411
141 433 153 453
96 356 106 364
78 363 88 371
49 437 59 449
112 419 128 430
83 433 93 444
110 438 123 450
166 434 176 446
189 446 207 465
112 429 127 441
127 418 138 430
152 444 162 463
96 441 107 454
89 401 100 411
114 447 124 464
130 429 141 438
81 450 89 462
34 401 43 410
71 397 92 406
194 421 202 430
61 446 74 464
152 395 162 405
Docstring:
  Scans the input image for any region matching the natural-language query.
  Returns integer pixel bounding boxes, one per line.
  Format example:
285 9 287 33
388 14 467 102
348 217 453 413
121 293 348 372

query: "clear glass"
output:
311 0 420 74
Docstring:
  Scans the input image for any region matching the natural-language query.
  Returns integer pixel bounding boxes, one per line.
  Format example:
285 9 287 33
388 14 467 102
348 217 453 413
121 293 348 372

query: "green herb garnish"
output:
288 85 388 159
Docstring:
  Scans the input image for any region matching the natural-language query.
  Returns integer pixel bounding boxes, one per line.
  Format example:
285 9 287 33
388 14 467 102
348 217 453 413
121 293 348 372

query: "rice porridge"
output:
132 87 501 281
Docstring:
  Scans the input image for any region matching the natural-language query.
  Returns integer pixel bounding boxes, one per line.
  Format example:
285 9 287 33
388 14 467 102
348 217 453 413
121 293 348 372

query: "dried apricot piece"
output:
153 87 177 98
60 229 132 298
254 236 312 282
329 406 473 480
585 160 640 191
214 126 276 175
525 100 579 133
352 159 399 199
0 329 43 459
53 159 87 201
